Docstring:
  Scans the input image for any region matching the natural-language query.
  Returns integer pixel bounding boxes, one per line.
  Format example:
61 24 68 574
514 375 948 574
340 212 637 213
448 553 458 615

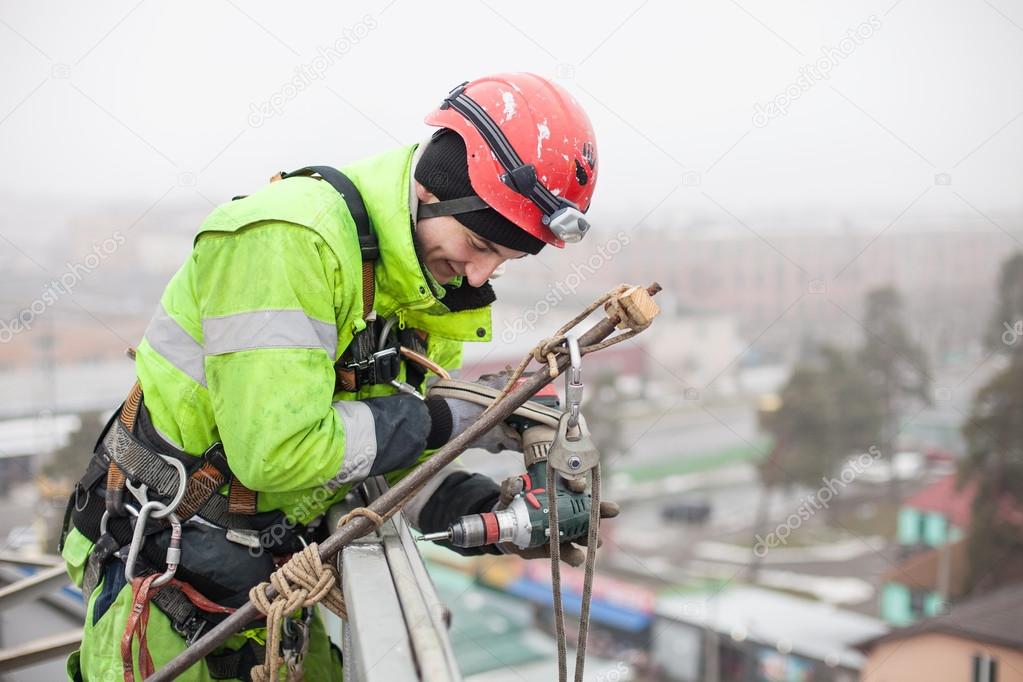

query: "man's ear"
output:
415 181 436 203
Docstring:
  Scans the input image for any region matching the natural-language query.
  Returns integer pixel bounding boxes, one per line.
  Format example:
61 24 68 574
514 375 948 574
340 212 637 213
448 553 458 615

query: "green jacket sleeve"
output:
194 222 435 493
192 222 347 492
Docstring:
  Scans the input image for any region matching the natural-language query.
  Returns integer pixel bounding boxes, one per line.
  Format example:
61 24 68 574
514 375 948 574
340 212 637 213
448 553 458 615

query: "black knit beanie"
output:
414 129 546 255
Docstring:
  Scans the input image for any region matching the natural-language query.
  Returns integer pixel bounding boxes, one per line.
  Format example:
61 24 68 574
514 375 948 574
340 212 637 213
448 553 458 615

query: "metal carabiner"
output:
99 509 110 536
124 500 181 587
124 455 187 520
282 607 313 669
124 500 159 582
157 512 182 588
566 334 583 430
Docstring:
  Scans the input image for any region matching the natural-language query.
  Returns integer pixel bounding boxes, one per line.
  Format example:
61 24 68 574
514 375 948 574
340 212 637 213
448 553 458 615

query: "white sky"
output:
0 0 1021 230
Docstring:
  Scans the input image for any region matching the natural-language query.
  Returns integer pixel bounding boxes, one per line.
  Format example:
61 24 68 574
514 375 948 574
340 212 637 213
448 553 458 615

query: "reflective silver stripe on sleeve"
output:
202 310 338 358
401 459 469 531
327 401 379 488
144 304 207 387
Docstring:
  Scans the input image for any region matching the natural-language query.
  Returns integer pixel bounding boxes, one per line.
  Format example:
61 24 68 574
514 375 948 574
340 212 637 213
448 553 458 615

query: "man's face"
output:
414 182 527 288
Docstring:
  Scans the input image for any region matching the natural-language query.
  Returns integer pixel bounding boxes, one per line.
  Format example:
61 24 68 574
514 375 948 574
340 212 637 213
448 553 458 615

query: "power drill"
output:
417 383 593 551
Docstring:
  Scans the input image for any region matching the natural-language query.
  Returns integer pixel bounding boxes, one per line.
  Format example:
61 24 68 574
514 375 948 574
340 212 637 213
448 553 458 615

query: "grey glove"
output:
495 474 620 567
424 373 522 453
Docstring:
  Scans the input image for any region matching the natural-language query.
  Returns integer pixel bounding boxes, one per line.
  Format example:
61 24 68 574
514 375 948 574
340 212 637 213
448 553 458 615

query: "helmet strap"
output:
418 195 490 219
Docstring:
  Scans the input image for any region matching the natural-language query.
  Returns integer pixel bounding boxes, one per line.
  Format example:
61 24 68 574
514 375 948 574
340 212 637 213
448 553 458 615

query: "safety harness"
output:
275 166 430 394
62 166 433 680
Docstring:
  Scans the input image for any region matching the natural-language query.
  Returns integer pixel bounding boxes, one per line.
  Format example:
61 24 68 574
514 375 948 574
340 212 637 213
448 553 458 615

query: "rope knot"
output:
532 336 565 377
336 505 385 532
249 543 347 681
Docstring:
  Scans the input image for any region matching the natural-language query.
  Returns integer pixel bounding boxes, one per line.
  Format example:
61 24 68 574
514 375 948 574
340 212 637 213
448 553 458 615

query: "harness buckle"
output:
341 319 402 389
183 615 208 645
125 454 187 520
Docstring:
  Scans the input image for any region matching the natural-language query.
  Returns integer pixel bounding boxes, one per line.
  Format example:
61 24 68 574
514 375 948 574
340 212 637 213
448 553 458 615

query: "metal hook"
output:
124 500 181 587
73 483 90 513
125 478 149 506
124 456 187 520
154 456 187 520
566 334 583 430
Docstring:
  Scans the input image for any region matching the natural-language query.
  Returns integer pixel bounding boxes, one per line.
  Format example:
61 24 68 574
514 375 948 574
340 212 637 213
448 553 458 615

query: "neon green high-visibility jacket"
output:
134 142 491 520
61 143 494 680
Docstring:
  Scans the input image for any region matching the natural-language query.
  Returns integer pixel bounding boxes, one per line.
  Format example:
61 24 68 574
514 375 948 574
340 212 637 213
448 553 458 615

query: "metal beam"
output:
0 630 81 674
336 477 462 682
372 478 460 681
341 542 420 681
0 564 69 611
0 552 63 568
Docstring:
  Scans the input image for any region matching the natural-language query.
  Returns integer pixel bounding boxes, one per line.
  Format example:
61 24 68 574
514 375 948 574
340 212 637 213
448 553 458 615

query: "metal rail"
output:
0 630 82 674
0 564 70 611
0 560 84 674
334 477 462 682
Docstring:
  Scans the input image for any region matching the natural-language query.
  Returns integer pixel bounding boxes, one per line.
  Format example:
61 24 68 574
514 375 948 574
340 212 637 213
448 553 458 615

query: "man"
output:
60 72 614 681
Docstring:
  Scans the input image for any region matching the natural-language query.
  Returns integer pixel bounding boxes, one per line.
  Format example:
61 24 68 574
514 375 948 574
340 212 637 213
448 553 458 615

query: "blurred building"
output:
880 539 969 628
583 226 1018 365
0 414 80 492
653 584 886 682
881 474 974 626
640 306 743 396
897 474 973 556
858 583 1023 682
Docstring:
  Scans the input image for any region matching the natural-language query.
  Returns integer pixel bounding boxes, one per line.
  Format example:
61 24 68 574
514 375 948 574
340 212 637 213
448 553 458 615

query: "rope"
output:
547 461 603 682
487 284 650 408
499 283 649 682
481 283 654 681
335 506 385 532
547 457 568 682
249 543 347 682
574 464 601 682
121 574 160 682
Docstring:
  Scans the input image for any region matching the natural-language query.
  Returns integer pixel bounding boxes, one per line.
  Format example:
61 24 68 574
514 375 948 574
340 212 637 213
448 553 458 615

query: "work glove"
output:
495 474 620 567
424 373 522 453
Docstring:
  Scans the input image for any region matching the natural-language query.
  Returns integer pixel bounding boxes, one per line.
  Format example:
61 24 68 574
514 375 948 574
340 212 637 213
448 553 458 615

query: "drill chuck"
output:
419 497 533 549
449 511 503 547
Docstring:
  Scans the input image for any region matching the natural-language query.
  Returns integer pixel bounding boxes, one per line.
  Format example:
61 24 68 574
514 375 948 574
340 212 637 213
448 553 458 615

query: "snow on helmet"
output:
424 73 599 248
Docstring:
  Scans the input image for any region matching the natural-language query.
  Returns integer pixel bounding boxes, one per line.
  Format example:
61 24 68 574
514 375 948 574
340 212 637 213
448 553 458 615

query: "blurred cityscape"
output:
2 196 1023 680
3 0 1023 678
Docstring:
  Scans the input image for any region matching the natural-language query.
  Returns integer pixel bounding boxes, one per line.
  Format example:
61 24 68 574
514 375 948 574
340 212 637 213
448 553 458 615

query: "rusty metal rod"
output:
149 283 661 681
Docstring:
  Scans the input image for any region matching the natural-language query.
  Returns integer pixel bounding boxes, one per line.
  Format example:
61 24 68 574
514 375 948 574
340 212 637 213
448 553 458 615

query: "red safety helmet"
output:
424 73 598 248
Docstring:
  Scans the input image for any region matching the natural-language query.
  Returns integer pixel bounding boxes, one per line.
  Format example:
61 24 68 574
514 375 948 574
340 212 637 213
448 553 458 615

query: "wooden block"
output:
605 284 660 330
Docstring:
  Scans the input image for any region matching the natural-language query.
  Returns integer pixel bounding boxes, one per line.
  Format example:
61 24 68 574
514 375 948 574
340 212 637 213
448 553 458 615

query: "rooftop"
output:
858 582 1023 652
882 538 969 597
657 584 887 669
904 474 975 528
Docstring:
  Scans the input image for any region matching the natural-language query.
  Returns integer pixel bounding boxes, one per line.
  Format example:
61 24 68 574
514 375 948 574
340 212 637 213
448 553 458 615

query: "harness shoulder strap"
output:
281 166 378 314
